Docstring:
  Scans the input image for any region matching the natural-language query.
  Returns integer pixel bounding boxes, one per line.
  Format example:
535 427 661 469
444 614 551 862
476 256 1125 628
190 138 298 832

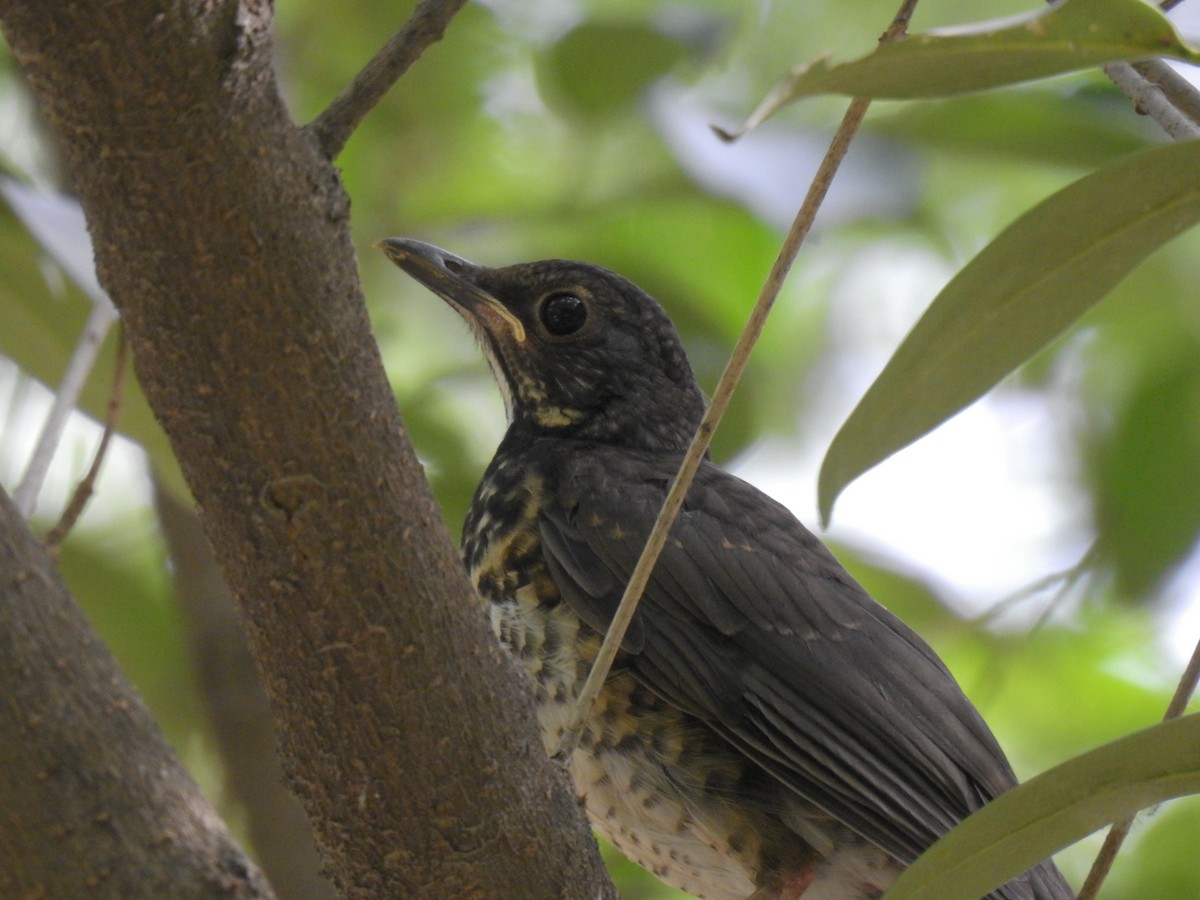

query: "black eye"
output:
539 292 588 336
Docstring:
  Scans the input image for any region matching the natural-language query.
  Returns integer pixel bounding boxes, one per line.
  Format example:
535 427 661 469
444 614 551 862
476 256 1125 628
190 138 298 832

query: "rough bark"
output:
0 1 614 897
156 484 337 900
0 489 274 899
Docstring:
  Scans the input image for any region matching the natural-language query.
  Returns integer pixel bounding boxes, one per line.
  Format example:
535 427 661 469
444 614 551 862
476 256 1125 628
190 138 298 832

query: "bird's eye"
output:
539 292 588 337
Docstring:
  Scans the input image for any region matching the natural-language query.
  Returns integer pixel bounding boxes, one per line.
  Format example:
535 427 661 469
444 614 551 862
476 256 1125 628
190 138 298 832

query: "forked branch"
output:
308 0 469 158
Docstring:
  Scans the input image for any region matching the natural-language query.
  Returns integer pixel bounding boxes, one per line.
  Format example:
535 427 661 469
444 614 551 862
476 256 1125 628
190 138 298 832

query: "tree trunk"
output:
156 484 337 900
0 489 273 898
0 1 614 896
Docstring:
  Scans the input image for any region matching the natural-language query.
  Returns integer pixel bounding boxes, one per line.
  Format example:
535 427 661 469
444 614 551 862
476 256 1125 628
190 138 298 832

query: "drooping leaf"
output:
884 714 1200 900
719 0 1199 139
1092 358 1200 598
819 138 1200 523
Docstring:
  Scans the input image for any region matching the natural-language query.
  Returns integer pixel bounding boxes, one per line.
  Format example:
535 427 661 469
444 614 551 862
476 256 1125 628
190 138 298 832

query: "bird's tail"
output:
1027 859 1076 900
992 858 1075 900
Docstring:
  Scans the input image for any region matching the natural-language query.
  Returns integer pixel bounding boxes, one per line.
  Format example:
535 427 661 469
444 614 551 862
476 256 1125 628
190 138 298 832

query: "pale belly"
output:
477 546 897 900
491 592 759 899
567 734 758 900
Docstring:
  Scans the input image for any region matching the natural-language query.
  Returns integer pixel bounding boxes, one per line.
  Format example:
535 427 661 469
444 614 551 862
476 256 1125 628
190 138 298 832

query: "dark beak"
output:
376 238 527 343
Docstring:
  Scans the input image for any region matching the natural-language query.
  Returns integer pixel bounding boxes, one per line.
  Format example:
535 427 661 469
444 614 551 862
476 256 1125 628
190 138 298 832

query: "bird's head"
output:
380 239 706 453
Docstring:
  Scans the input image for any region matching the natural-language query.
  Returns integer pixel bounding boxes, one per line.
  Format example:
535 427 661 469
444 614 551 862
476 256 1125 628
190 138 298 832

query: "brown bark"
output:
0 1 613 897
156 484 336 900
0 489 274 899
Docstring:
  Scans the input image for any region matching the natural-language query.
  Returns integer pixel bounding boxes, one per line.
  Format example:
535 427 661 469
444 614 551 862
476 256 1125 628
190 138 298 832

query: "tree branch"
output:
44 326 129 549
155 484 336 900
0 0 613 896
308 0 469 159
1105 59 1200 141
0 487 274 898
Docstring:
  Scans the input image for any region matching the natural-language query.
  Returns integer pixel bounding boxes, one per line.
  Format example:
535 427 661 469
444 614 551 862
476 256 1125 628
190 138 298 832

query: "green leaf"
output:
883 714 1200 900
1093 359 1200 598
818 139 1200 524
720 0 1200 138
537 22 688 120
871 86 1156 169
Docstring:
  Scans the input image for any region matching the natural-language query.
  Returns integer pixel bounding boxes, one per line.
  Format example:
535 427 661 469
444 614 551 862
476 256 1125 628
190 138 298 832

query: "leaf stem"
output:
555 0 922 761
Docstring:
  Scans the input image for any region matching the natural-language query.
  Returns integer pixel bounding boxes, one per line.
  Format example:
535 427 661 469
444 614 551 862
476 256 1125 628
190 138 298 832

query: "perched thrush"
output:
380 238 1074 900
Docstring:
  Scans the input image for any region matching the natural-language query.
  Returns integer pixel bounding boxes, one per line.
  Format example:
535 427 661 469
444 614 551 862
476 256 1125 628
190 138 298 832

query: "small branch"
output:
0 179 118 518
555 0 922 759
0 487 274 898
1129 60 1200 127
966 545 1095 711
1082 33 1200 898
974 541 1096 628
307 0 469 159
42 326 128 549
1104 59 1200 141
1028 7 1197 894
1161 640 1200 721
13 289 118 519
1078 632 1200 899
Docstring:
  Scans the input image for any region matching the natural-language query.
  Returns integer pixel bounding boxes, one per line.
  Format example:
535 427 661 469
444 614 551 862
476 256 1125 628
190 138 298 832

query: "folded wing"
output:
539 448 1017 865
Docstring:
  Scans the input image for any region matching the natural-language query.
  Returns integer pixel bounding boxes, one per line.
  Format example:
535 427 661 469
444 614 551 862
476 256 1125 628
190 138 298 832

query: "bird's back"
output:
463 434 1073 900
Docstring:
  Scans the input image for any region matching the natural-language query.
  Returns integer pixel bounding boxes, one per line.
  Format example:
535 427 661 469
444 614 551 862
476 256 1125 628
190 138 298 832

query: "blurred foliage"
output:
719 0 1199 123
3 0 1199 896
819 139 1200 520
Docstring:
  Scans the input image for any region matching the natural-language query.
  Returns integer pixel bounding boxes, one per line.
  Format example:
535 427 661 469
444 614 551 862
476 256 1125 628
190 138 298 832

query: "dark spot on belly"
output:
614 732 643 753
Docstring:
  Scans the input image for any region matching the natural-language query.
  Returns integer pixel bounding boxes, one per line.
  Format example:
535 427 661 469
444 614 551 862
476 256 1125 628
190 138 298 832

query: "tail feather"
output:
1028 859 1075 900
993 859 1074 900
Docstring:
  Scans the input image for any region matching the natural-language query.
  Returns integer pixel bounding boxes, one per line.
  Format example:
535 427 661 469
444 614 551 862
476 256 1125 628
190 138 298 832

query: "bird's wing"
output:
539 448 1019 865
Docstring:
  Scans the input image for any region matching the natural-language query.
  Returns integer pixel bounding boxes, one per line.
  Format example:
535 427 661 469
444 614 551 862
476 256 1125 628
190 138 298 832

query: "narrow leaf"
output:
719 0 1199 139
884 714 1200 900
819 139 1200 523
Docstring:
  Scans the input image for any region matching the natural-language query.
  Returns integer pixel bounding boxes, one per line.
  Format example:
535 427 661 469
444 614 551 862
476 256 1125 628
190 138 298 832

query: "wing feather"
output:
540 447 1019 865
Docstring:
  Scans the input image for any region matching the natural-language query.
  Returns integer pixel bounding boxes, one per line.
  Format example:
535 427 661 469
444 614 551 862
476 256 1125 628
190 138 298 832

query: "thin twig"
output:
1131 60 1200 127
1077 630 1200 900
44 327 129 550
1104 59 1200 141
966 546 1095 712
1 179 118 518
555 0 923 760
1161 640 1200 721
307 0 469 159
1080 13 1200 894
1093 0 1200 140
13 293 119 519
973 541 1097 628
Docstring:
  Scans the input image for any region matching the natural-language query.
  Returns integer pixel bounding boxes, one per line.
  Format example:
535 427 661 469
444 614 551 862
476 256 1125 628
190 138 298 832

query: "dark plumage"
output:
380 238 1074 900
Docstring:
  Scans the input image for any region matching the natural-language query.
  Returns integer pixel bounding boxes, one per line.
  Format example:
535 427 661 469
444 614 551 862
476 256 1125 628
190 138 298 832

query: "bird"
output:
379 237 1075 900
